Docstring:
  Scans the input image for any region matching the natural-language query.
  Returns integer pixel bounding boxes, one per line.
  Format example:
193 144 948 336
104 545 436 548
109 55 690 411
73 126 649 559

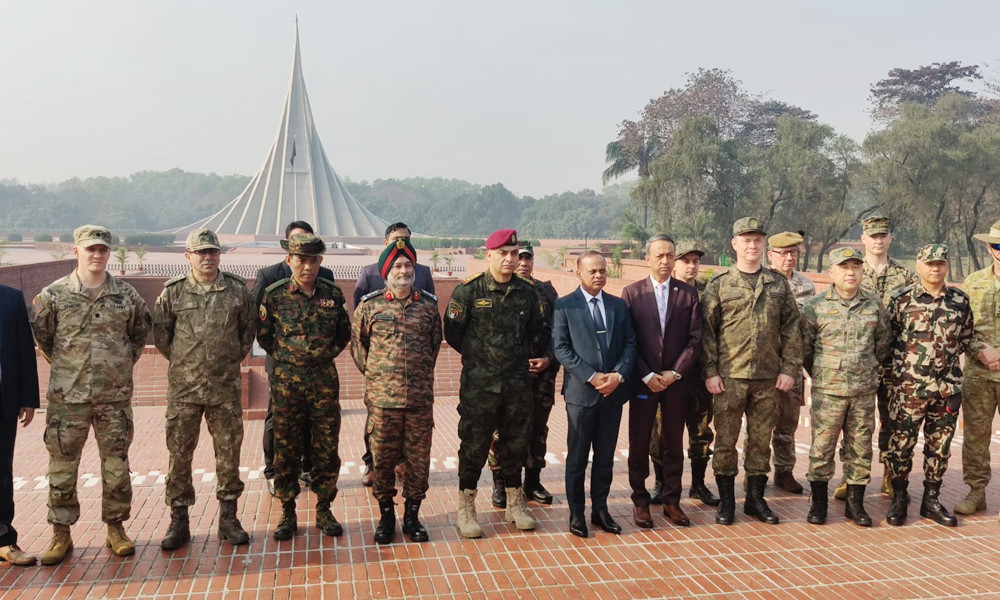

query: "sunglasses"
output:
991 244 1000 251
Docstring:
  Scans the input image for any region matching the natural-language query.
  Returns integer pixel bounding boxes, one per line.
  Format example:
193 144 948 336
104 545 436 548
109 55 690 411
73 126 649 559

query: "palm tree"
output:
603 121 660 226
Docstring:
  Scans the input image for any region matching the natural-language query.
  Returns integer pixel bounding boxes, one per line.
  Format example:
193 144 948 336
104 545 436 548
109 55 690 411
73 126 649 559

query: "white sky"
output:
1 1 998 197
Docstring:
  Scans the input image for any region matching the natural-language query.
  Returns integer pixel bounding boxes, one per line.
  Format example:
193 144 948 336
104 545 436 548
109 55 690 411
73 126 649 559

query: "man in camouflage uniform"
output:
444 228 549 538
154 228 256 550
834 214 919 500
701 217 803 526
352 238 441 544
30 225 151 565
885 244 973 527
801 248 891 527
765 231 815 494
257 233 351 540
487 243 559 509
956 219 1000 515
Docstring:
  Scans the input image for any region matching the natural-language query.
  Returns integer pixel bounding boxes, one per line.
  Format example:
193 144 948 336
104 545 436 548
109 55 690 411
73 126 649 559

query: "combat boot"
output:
715 475 736 525
218 500 250 545
845 484 872 527
457 489 483 539
402 500 429 542
39 524 73 566
105 522 135 557
833 480 847 501
744 475 779 524
920 480 958 527
504 487 536 530
774 471 803 494
491 471 506 508
316 501 344 537
374 500 396 544
522 468 553 504
806 480 828 525
886 478 909 526
273 500 297 540
954 486 987 515
160 506 190 550
689 460 720 506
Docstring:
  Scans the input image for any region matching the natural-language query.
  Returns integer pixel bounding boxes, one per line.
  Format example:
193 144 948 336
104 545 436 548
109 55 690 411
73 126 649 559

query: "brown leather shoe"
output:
0 544 36 566
633 505 654 528
663 504 691 526
361 465 374 487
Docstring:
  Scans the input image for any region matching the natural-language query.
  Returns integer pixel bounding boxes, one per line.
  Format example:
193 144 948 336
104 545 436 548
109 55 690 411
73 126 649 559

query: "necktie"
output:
656 284 667 333
591 297 609 370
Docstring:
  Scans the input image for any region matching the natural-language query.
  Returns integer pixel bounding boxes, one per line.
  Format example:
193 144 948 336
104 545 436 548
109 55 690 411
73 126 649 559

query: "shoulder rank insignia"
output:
360 289 383 303
463 271 484 284
419 289 438 301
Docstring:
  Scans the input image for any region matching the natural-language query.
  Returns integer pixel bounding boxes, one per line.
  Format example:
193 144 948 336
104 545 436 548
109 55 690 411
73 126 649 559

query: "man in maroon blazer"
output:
622 235 703 527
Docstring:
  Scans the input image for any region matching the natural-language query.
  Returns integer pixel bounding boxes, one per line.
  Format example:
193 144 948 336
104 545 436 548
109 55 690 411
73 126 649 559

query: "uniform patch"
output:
318 299 337 308
475 299 492 309
373 313 395 321
447 300 463 320
259 304 268 321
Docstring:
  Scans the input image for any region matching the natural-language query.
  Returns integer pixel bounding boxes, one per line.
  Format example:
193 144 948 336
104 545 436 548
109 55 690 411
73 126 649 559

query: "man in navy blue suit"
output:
552 251 636 537
0 284 40 566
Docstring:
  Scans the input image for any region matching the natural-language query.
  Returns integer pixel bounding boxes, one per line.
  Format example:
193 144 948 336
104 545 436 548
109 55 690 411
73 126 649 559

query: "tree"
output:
114 247 129 273
134 245 148 270
869 61 982 122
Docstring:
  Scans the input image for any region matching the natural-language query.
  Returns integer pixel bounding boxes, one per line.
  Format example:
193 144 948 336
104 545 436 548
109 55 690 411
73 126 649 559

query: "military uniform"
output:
31 271 150 527
258 275 350 504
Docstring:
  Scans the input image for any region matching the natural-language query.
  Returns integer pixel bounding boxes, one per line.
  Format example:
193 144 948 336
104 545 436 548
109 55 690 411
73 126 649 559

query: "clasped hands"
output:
976 345 1000 371
590 372 621 396
705 374 795 395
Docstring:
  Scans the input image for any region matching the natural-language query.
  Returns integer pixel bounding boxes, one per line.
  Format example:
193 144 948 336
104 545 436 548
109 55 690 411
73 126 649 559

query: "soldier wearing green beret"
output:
155 228 257 550
885 244 974 527
701 217 803 526
801 247 890 526
257 233 351 541
766 231 815 495
30 225 151 564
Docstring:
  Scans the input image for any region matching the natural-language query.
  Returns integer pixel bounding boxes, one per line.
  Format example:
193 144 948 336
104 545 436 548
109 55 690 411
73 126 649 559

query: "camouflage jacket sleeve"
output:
444 282 472 353
235 282 257 360
800 297 819 376
429 297 443 361
699 278 722 379
874 301 892 365
350 300 371 374
331 286 352 358
125 286 152 364
152 286 175 360
256 289 276 355
28 288 57 362
777 277 804 378
526 281 551 360
532 281 558 363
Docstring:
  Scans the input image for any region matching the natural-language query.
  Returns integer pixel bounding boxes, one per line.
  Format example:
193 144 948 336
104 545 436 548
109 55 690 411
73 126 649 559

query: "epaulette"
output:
265 278 290 295
463 271 484 284
950 286 970 300
709 270 728 283
360 289 383 303
317 276 337 287
515 274 536 286
164 274 186 287
418 289 438 301
222 271 246 284
891 285 913 301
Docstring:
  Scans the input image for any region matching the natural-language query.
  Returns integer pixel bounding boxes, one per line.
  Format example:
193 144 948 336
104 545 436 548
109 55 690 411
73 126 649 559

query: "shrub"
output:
59 233 74 243
123 233 176 246
6 233 21 242
34 233 53 242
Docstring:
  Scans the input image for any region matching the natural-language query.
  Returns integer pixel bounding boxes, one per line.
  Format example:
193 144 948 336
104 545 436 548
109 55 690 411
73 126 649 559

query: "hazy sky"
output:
2 1 998 197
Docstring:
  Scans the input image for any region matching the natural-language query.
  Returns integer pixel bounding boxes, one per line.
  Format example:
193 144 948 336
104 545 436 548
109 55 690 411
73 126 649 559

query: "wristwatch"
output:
671 370 682 381
616 372 625 384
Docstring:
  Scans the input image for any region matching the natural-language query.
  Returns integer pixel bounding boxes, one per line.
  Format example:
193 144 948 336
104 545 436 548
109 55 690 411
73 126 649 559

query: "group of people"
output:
2 211 999 566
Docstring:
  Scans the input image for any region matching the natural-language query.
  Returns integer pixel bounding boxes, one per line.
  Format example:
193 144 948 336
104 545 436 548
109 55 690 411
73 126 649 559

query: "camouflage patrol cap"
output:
862 215 890 235
733 217 765 237
675 240 705 259
916 243 948 263
828 247 864 266
73 224 113 248
185 228 221 252
280 233 326 257
768 231 804 249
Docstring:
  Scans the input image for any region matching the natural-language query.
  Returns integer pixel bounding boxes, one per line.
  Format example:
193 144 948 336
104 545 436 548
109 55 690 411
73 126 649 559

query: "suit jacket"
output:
0 285 39 421
353 262 435 307
621 277 702 397
552 287 636 408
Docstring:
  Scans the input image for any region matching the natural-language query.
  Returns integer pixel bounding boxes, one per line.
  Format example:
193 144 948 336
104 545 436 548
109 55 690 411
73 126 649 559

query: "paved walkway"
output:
4 387 1000 599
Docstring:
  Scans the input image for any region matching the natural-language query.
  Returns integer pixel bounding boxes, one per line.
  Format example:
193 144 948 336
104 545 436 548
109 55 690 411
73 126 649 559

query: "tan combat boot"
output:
833 480 847 501
39 524 73 566
504 487 536 530
106 522 135 557
456 489 483 538
954 487 987 515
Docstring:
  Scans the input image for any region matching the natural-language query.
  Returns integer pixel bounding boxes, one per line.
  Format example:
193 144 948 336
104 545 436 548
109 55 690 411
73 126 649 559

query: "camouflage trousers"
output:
457 379 532 490
886 393 957 483
807 390 875 484
271 363 341 504
712 378 778 477
165 400 245 507
650 379 714 472
368 404 434 503
488 371 557 472
772 371 804 474
960 378 1000 490
44 401 133 525
839 378 891 468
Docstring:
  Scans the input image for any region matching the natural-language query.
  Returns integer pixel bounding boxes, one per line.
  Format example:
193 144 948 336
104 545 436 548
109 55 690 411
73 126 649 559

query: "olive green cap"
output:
73 225 113 248
185 228 221 252
829 247 864 266
768 231 803 248
675 240 705 259
733 216 765 237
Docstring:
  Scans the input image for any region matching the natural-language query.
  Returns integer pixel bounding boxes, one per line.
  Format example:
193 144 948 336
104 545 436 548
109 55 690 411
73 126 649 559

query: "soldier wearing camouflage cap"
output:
885 244 974 527
700 217 803 526
801 247 890 527
30 225 152 564
765 231 815 495
352 237 441 544
955 220 1000 516
257 233 350 541
155 228 256 550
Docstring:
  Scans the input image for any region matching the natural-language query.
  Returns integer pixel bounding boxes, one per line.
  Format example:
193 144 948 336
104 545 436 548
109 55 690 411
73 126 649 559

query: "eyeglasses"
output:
991 243 1000 251
769 249 799 257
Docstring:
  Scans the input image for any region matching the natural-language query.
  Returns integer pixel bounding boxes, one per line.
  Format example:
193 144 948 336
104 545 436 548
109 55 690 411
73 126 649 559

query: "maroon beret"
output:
486 229 518 250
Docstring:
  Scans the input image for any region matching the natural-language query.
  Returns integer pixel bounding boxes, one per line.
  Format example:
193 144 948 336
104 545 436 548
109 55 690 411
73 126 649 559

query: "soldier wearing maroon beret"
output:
444 229 550 538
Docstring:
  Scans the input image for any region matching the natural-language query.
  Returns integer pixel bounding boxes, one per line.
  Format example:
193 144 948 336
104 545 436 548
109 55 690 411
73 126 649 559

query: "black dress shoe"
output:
591 510 622 534
569 513 588 538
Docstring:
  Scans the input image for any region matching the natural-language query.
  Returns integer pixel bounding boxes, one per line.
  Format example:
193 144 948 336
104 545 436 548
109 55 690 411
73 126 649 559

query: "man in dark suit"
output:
251 221 335 495
552 251 636 538
621 235 702 528
353 222 436 485
0 285 40 566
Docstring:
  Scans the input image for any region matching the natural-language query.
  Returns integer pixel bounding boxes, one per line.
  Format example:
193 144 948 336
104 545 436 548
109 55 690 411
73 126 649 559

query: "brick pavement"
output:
4 347 1000 599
